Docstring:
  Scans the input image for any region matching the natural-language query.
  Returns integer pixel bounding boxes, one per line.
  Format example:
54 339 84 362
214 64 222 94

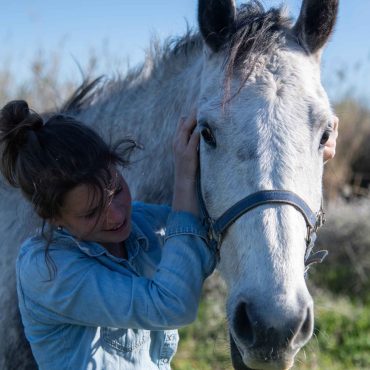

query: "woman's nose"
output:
105 201 123 226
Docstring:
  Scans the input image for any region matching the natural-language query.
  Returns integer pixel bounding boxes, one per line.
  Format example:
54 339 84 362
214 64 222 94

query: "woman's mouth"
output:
106 218 128 233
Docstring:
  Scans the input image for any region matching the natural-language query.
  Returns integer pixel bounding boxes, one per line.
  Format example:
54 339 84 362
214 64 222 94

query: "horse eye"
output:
200 125 217 148
320 130 331 146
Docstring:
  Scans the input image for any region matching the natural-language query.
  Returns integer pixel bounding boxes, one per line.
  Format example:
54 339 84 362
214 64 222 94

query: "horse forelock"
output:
222 1 293 98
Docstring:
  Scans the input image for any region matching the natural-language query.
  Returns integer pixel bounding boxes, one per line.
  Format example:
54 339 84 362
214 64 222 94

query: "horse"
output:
0 0 338 369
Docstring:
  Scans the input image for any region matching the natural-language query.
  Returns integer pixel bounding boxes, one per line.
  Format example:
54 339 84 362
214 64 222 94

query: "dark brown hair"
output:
0 100 136 218
0 100 137 276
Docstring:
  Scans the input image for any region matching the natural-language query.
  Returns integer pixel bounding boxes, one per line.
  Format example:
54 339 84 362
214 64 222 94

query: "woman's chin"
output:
104 219 131 242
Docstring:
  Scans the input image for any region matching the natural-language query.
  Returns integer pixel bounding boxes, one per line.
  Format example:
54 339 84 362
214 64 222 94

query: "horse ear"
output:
198 0 237 52
292 0 339 55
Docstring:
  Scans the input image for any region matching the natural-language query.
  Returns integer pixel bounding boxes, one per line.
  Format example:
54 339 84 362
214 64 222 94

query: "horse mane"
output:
60 31 203 115
61 1 292 114
60 77 104 114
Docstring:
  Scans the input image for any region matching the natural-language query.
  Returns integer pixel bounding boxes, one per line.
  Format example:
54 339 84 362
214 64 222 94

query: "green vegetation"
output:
312 295 370 369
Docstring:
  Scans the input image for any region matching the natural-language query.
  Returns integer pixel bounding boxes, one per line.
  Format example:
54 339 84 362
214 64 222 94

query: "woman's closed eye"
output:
84 208 99 219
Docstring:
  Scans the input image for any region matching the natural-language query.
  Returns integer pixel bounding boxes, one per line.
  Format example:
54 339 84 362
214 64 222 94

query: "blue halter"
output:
196 171 328 272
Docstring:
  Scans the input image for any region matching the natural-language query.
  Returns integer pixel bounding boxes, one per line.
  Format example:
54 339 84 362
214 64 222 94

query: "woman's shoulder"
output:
17 232 88 284
19 231 78 256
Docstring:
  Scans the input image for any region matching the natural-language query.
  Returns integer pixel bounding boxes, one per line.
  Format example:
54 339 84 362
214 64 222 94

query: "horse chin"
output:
229 333 294 370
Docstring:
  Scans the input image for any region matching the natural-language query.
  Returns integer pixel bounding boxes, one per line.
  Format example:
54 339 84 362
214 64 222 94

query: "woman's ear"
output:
50 217 64 229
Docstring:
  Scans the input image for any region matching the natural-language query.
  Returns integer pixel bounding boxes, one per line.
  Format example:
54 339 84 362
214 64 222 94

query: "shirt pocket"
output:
101 327 150 353
161 330 179 363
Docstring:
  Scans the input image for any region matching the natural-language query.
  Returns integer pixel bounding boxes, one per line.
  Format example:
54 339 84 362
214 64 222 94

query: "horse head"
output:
197 0 338 369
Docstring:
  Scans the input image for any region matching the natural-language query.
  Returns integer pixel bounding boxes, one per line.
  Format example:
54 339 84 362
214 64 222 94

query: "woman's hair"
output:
0 100 137 220
0 100 138 278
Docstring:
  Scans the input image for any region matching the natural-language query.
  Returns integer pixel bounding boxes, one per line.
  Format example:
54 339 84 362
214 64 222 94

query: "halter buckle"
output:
207 222 219 242
207 220 222 257
315 208 326 231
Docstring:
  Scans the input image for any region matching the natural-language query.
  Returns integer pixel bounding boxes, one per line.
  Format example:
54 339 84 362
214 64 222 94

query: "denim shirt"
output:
16 202 216 370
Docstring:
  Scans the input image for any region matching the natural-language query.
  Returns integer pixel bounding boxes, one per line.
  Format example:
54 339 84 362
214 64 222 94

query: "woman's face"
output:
53 169 132 245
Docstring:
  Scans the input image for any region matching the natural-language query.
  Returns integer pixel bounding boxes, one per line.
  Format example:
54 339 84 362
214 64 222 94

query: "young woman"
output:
0 100 338 370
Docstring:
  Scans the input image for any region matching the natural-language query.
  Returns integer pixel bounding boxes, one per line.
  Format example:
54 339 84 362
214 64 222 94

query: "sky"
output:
1 0 369 103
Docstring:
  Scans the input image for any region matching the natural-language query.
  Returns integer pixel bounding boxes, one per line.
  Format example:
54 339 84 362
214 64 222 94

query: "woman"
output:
0 100 338 370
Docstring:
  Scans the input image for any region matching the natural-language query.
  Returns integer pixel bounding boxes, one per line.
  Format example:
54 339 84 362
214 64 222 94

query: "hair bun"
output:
0 100 43 143
0 100 44 187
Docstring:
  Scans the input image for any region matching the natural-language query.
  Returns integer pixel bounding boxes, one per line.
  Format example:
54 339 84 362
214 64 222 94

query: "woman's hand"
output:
324 116 339 163
172 112 200 216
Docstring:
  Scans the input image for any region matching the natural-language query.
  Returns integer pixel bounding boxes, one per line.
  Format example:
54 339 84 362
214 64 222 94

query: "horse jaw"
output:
197 41 330 369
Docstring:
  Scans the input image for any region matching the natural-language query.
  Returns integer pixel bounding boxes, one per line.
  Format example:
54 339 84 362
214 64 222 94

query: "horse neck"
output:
79 41 204 203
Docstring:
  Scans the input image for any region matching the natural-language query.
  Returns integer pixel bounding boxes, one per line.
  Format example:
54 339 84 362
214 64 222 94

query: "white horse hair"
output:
0 1 338 369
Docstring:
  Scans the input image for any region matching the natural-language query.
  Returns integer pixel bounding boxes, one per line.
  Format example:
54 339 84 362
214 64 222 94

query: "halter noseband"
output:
196 171 328 273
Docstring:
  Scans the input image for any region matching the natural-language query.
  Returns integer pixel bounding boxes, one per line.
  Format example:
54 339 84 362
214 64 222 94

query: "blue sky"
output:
1 0 369 102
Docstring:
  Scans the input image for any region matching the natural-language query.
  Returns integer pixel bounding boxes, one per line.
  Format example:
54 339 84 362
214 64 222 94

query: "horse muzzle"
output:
229 295 314 370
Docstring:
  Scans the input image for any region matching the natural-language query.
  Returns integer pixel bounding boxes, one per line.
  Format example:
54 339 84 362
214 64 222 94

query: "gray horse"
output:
0 0 338 369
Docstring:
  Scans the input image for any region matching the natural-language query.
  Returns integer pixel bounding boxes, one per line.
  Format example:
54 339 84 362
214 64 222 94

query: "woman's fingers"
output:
172 112 200 215
174 113 197 150
178 113 197 145
173 112 199 177
324 115 339 163
182 111 197 133
188 129 200 153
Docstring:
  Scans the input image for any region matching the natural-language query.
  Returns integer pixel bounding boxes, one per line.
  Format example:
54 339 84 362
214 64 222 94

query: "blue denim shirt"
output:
16 202 216 370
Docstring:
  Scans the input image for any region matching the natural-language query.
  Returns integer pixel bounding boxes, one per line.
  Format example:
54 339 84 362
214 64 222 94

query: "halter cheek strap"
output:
196 170 328 273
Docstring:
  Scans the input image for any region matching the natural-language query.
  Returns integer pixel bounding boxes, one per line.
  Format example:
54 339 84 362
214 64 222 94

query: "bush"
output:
312 199 370 303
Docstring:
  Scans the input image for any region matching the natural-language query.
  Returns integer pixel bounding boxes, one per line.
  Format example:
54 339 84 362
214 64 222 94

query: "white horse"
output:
0 0 338 369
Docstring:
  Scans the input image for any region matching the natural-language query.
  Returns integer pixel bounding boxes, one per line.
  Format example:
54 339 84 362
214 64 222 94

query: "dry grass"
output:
324 100 370 199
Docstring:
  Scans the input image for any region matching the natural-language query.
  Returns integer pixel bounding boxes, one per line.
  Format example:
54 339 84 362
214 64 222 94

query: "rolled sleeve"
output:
165 211 208 240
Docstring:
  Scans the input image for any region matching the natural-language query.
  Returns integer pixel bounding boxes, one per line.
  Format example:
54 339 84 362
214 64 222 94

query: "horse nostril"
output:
292 306 314 348
302 306 313 336
233 302 255 347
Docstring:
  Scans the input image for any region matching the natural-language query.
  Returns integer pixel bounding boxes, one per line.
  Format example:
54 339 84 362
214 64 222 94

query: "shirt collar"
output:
125 219 149 253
